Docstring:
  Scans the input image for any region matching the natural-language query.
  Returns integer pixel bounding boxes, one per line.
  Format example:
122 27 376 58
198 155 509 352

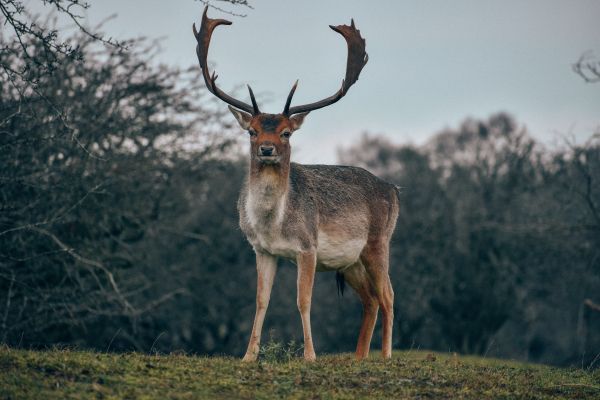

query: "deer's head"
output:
193 6 368 166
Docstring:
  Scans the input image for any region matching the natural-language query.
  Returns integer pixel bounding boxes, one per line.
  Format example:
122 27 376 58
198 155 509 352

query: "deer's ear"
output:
228 106 252 130
289 112 309 131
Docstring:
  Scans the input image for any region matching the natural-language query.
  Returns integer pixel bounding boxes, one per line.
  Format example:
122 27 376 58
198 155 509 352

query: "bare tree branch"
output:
197 0 253 17
573 51 600 83
584 299 600 313
31 227 135 313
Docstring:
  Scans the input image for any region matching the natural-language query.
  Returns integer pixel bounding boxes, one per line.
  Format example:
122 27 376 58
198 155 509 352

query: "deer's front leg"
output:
296 250 317 361
243 251 277 362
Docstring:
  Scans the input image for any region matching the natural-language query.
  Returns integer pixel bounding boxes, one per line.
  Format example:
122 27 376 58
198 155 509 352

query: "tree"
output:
1 0 252 133
1 0 125 86
0 0 253 79
0 26 237 348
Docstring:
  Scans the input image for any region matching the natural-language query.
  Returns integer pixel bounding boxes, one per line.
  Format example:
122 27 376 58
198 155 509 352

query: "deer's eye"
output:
248 130 257 137
280 131 291 139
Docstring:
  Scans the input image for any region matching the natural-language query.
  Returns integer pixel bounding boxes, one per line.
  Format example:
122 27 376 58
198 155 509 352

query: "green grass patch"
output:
1 346 598 399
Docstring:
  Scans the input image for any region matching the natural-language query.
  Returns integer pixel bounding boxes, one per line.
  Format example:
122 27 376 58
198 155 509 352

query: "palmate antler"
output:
193 7 368 116
193 6 260 114
283 19 369 116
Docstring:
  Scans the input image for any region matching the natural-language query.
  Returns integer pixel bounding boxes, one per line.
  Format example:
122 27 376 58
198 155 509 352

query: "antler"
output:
193 6 260 114
283 19 368 116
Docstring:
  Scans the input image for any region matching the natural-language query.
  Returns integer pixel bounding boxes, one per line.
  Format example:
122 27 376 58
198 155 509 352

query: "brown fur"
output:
236 112 399 362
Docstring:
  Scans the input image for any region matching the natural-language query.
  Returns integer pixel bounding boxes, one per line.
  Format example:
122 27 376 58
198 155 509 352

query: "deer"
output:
193 6 399 362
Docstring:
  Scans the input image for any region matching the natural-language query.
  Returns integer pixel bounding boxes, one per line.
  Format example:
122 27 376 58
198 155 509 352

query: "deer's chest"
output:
242 189 300 259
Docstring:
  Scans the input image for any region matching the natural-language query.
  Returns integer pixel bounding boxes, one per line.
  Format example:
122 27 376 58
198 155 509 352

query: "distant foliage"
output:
339 115 600 364
0 28 238 348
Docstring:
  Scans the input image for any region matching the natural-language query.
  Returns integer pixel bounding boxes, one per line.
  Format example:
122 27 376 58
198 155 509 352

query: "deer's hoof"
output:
242 353 258 362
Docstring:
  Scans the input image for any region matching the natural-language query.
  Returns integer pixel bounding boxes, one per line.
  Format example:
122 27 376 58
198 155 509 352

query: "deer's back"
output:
289 163 398 223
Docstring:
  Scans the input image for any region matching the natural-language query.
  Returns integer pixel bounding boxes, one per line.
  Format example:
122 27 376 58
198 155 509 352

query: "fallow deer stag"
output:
193 6 399 362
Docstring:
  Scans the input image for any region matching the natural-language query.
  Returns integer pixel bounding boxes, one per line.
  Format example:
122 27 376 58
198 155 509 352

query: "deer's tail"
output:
336 271 345 297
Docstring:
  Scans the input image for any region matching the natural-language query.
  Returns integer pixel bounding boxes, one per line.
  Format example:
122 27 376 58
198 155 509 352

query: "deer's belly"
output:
316 231 365 270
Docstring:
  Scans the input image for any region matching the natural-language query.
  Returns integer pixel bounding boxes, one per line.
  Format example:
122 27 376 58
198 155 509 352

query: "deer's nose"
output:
259 144 275 156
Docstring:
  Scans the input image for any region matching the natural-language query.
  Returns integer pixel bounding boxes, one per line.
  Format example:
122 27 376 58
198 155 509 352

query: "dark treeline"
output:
1 29 599 367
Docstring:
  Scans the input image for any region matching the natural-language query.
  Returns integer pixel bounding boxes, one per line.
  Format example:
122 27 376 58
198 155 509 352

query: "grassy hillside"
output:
1 347 599 399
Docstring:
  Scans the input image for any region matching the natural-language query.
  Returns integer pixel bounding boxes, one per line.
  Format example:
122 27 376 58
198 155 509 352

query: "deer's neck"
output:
246 161 290 229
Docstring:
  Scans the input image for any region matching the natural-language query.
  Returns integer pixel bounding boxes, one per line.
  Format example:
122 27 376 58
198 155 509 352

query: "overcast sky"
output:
28 0 600 163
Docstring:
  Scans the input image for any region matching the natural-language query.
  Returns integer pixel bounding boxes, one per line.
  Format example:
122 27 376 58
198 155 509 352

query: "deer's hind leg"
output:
360 241 394 359
343 262 379 360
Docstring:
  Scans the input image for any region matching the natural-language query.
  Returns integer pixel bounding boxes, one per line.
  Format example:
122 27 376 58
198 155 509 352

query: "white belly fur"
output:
316 230 365 270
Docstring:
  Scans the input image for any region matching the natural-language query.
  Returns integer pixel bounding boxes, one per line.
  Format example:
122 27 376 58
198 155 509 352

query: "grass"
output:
1 346 599 399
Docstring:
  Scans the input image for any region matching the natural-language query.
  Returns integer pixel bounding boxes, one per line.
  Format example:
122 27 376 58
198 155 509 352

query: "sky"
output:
27 0 600 163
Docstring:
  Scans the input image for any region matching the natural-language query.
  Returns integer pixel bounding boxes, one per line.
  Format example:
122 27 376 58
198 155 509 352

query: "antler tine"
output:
285 19 368 116
193 6 257 114
283 79 299 115
247 85 260 114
